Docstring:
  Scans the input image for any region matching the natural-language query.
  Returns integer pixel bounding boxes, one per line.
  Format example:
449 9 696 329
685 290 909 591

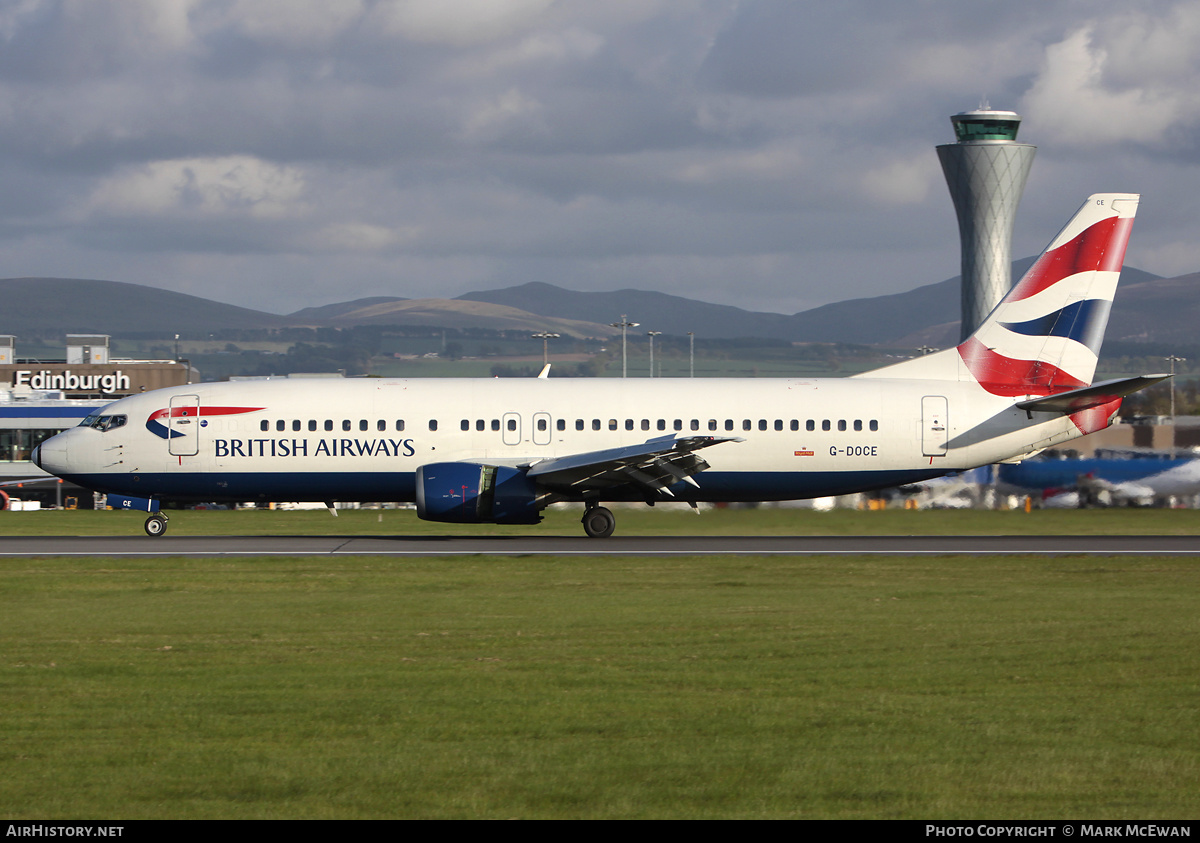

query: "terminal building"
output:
0 335 194 505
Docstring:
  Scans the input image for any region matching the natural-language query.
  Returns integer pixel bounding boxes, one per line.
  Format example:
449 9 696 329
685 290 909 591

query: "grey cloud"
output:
0 0 1197 318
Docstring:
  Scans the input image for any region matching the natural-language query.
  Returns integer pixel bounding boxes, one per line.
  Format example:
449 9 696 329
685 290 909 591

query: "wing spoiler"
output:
527 434 743 498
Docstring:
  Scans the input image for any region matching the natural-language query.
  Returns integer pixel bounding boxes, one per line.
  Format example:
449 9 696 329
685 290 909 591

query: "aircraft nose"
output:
31 435 69 475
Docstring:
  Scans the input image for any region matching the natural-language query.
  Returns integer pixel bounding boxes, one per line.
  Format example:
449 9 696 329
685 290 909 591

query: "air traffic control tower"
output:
937 108 1036 340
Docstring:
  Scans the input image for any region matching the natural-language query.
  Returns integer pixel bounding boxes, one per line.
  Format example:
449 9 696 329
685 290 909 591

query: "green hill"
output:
0 277 284 335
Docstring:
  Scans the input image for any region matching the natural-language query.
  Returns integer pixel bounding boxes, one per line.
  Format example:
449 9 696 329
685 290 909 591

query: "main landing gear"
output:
581 503 615 539
144 513 169 537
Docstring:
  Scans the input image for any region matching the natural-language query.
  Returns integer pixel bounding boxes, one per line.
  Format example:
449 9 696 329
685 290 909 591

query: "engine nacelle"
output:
415 462 542 524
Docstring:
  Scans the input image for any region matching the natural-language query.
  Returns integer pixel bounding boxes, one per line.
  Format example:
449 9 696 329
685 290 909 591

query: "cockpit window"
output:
79 414 127 432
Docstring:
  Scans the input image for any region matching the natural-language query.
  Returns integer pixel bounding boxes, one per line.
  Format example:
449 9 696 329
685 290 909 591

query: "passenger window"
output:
292 420 301 431
838 420 847 432
854 420 863 432
261 420 269 432
276 420 285 432
461 420 470 431
743 420 751 431
395 420 404 432
870 420 879 432
641 419 650 431
625 419 634 431
673 420 682 431
790 420 799 431
538 419 548 432
822 420 831 431
343 420 351 431
429 420 438 431
725 420 734 431
708 420 717 431
758 420 767 431
691 420 700 431
774 420 783 431
593 420 601 431
507 419 517 431
657 420 666 431
326 420 334 431
492 420 500 431
557 419 565 431
807 420 815 431
308 420 317 431
378 420 386 432
477 420 485 431
359 420 368 431
576 420 584 431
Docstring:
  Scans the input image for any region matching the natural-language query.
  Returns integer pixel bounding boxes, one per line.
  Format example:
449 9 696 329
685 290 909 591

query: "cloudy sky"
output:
0 0 1198 317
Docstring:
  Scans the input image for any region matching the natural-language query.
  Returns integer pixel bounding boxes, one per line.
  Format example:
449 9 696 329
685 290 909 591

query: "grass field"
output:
2 551 1198 819
3 509 1199 818
1 504 1199 537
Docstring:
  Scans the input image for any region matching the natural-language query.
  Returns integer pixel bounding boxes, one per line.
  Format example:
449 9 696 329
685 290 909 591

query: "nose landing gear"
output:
144 513 169 537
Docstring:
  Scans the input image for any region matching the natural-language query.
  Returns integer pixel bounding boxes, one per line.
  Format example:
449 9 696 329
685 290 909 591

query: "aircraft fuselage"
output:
35 374 1086 505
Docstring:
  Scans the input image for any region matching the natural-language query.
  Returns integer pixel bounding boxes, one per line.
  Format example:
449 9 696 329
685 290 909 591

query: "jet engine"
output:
415 462 542 524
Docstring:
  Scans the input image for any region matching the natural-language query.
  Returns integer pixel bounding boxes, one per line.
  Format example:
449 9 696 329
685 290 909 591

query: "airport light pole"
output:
610 316 639 378
531 332 559 368
174 334 191 384
688 332 694 378
1166 354 1186 459
647 331 661 377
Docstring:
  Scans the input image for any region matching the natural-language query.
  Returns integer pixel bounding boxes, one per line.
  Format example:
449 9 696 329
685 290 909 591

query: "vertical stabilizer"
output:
959 193 1137 394
860 193 1138 391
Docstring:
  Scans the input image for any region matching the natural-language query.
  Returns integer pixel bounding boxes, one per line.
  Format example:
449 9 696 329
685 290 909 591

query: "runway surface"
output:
2 534 1200 556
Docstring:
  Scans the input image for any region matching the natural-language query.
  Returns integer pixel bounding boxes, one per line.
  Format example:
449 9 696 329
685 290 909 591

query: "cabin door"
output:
502 412 521 446
168 394 201 457
921 396 948 456
532 412 552 446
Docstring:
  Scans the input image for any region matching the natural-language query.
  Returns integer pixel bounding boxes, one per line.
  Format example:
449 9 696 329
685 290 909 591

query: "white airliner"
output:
32 193 1166 537
997 449 1200 506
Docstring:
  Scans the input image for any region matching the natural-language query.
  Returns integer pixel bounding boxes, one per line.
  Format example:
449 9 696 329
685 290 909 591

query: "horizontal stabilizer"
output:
1015 374 1170 414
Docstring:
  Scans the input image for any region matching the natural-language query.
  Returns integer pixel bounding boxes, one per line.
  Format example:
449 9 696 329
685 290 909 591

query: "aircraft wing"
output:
527 434 742 498
1077 474 1156 506
1109 481 1156 501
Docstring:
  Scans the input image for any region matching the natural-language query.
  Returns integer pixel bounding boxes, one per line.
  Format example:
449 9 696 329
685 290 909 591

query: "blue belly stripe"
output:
57 468 949 504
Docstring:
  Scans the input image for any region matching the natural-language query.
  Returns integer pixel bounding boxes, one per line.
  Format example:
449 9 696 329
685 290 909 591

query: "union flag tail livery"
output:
961 193 1137 395
866 193 1139 394
30 193 1168 538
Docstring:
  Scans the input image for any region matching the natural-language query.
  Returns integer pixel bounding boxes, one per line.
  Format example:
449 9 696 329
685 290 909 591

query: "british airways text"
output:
214 438 416 458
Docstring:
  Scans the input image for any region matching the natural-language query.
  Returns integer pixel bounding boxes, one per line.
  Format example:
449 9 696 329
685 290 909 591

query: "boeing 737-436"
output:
32 194 1167 537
